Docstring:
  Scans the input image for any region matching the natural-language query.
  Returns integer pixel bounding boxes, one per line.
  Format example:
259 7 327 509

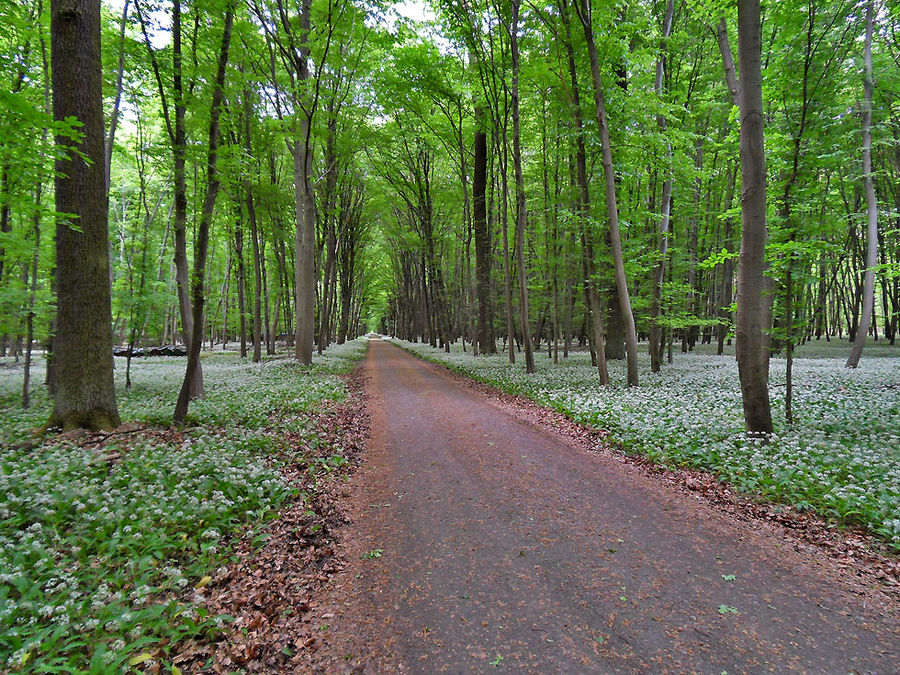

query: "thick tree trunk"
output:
283 0 317 365
735 0 773 434
605 296 626 360
293 122 316 365
49 0 120 431
847 1 878 369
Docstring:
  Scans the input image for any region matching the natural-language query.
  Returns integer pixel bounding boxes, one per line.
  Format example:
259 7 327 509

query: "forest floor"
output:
3 339 898 672
292 339 898 673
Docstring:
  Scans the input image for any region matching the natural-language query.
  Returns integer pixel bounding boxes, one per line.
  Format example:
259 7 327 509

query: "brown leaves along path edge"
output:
170 367 371 673
177 342 897 673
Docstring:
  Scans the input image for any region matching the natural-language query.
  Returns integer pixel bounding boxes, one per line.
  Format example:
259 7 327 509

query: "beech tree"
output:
846 0 878 369
173 1 235 425
575 0 639 386
735 0 773 434
48 0 120 431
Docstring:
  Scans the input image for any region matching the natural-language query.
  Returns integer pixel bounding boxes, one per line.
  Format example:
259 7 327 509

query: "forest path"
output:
319 339 897 673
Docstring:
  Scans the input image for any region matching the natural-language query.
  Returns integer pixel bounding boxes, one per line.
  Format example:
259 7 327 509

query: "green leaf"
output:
128 652 154 666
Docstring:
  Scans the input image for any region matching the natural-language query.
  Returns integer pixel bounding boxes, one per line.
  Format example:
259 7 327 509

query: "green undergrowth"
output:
395 338 900 553
0 339 367 673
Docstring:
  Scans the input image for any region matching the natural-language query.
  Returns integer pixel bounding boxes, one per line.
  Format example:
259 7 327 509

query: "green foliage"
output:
0 341 367 672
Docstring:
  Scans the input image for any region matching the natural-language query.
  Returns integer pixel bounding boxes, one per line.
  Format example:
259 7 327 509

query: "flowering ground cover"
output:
0 341 366 672
396 339 900 552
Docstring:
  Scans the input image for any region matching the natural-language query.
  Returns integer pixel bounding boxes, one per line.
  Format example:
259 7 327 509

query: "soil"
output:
304 339 898 673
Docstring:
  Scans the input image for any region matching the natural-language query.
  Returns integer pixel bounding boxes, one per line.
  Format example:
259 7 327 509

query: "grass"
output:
394 337 900 551
0 340 366 673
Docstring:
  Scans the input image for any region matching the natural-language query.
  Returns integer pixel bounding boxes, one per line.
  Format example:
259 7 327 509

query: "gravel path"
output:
319 339 898 673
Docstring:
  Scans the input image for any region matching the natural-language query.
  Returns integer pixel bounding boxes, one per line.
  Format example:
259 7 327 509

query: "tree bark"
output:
243 89 263 363
649 0 675 373
576 0 639 386
288 0 317 366
49 0 120 430
510 0 534 373
735 0 773 434
560 0 608 383
846 0 878 368
235 214 247 357
173 3 234 424
473 112 495 354
136 0 203 397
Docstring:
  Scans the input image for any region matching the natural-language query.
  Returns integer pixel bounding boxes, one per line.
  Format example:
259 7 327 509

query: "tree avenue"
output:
0 0 897 432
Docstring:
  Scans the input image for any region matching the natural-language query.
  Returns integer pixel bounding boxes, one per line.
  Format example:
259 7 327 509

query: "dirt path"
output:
319 339 898 673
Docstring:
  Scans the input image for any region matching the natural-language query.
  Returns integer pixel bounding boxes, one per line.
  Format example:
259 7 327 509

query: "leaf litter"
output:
165 369 371 673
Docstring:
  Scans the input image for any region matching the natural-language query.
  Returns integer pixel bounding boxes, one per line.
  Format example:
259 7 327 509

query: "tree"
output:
48 0 120 430
575 0 639 386
135 0 204 398
173 1 235 425
648 0 675 374
846 0 878 369
735 0 773 434
510 0 534 373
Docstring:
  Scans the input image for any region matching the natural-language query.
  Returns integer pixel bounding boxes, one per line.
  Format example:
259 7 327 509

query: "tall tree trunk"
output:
576 0 639 386
510 0 534 373
473 109 495 354
735 0 773 434
136 0 204 397
560 0 608 382
171 0 202 397
294 118 316 365
717 164 738 354
714 20 741 356
847 0 878 368
716 17 741 107
649 0 675 373
24 30 50 409
283 0 317 366
243 94 263 364
48 0 120 430
498 139 516 363
318 117 339 354
235 215 247 357
173 4 234 424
